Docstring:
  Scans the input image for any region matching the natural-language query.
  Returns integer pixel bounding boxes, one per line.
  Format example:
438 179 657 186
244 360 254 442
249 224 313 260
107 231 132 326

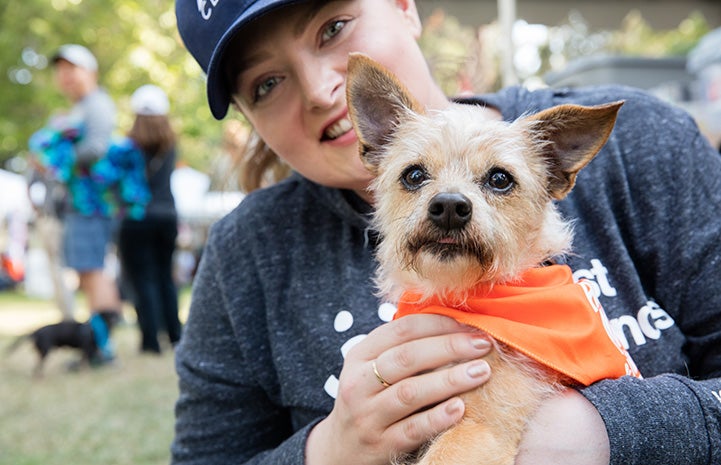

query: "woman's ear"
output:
395 0 422 39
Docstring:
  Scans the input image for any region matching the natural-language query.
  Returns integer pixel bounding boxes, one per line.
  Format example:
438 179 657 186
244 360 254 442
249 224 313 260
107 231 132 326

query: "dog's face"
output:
346 54 622 300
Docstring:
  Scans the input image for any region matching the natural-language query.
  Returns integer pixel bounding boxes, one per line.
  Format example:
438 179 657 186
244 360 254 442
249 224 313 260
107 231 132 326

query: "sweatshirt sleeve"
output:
582 375 721 464
171 215 314 465
580 98 721 465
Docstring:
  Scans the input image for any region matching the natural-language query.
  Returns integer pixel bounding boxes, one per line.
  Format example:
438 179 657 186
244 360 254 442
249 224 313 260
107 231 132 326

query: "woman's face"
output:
230 0 448 195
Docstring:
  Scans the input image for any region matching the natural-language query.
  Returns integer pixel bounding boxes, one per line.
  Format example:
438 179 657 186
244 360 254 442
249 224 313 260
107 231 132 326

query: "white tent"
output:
0 169 32 219
170 165 244 223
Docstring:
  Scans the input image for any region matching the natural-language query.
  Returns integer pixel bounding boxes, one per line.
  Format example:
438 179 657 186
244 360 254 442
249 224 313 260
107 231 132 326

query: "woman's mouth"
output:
323 117 353 141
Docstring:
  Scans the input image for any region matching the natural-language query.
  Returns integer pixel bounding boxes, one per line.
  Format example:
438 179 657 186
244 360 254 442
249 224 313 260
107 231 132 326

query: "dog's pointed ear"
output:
527 101 623 199
346 53 424 173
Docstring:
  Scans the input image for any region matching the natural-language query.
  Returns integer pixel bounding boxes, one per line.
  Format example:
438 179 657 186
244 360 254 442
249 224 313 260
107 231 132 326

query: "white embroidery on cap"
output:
197 0 220 20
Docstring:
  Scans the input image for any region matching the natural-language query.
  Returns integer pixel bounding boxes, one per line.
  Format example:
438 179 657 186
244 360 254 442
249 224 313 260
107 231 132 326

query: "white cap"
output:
130 84 170 116
52 44 98 72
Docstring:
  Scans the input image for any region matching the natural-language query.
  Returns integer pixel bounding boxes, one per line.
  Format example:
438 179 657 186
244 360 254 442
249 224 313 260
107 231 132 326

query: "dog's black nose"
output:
428 193 472 230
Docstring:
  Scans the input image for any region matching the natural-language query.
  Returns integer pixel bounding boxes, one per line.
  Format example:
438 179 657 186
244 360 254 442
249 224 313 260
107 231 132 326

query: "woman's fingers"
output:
350 313 474 361
384 396 466 455
317 314 495 465
373 358 491 428
370 332 492 389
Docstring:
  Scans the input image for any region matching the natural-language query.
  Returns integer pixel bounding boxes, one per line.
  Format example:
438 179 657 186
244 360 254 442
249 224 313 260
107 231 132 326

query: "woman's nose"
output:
297 56 343 110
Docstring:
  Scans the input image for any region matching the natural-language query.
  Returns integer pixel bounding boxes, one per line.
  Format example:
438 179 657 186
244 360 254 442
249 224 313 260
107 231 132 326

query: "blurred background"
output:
1 2 720 290
0 1 720 464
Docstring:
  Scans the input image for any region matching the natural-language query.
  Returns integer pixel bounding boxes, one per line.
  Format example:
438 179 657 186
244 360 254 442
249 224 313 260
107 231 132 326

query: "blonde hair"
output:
237 130 291 193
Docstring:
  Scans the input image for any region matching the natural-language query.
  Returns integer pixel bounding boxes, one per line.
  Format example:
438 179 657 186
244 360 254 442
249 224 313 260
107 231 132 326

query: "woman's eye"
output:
253 76 282 102
400 165 429 191
321 19 347 43
485 168 515 193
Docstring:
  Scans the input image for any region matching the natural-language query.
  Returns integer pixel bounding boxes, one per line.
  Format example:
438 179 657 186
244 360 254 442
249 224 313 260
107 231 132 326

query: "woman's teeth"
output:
325 117 353 140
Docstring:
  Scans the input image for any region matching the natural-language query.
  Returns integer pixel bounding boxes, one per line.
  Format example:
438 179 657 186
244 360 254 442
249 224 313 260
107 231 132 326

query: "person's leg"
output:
79 269 121 361
81 269 121 311
119 220 162 353
155 217 182 345
66 214 121 363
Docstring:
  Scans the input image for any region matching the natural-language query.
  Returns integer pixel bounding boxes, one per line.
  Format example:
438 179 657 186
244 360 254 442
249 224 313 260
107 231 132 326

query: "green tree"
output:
0 0 221 173
0 2 713 178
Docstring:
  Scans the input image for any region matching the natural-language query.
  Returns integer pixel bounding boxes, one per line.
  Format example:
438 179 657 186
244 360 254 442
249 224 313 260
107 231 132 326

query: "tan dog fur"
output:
346 53 622 465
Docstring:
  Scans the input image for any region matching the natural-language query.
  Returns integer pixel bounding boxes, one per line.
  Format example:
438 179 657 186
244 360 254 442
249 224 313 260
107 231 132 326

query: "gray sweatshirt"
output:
171 85 721 465
70 88 116 166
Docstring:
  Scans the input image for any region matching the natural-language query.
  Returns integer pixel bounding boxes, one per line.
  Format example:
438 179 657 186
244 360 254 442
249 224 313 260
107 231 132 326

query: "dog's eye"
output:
485 168 514 193
400 165 429 190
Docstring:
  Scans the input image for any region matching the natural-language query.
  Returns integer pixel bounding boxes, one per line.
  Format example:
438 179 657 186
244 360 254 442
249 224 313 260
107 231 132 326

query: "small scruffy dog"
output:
346 54 638 465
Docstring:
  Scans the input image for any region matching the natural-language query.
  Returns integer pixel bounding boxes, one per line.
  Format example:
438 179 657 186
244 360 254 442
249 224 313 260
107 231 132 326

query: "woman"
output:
171 1 721 464
118 85 181 354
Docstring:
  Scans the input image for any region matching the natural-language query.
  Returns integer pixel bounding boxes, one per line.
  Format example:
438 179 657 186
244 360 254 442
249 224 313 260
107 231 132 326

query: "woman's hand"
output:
306 314 493 465
515 389 610 465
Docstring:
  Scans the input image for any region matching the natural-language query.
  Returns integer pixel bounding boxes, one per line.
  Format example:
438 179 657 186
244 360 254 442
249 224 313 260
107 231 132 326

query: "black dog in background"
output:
6 311 119 376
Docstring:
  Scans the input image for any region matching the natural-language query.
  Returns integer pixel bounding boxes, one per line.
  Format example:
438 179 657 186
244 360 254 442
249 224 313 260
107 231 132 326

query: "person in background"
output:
171 1 721 464
29 44 121 365
118 85 181 354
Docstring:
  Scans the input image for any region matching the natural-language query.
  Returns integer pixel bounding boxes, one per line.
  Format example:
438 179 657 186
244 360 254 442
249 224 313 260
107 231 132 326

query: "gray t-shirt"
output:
70 87 116 166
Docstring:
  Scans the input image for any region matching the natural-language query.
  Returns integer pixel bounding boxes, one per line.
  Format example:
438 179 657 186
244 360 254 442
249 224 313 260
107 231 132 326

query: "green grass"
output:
0 289 190 465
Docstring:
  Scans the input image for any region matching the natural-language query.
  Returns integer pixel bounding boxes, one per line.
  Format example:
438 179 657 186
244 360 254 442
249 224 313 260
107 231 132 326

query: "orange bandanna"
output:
395 265 641 386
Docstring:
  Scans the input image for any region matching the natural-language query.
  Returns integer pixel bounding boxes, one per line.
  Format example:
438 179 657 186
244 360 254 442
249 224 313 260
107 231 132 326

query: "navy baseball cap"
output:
176 0 305 119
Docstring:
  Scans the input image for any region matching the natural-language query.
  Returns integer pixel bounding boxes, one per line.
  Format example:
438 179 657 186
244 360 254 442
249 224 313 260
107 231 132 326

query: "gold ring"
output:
372 360 392 388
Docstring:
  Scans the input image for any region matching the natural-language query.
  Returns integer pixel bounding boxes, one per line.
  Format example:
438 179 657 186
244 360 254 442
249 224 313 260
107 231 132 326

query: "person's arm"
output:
517 375 721 465
519 98 721 465
171 219 305 464
515 389 609 465
75 91 116 165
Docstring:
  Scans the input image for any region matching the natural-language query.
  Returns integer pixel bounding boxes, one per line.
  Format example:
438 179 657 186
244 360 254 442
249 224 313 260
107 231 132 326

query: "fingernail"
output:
467 361 489 378
471 335 491 350
445 398 464 416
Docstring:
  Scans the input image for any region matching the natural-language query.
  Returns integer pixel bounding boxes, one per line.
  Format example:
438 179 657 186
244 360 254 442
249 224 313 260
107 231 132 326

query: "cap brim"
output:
205 0 305 119
50 46 98 71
